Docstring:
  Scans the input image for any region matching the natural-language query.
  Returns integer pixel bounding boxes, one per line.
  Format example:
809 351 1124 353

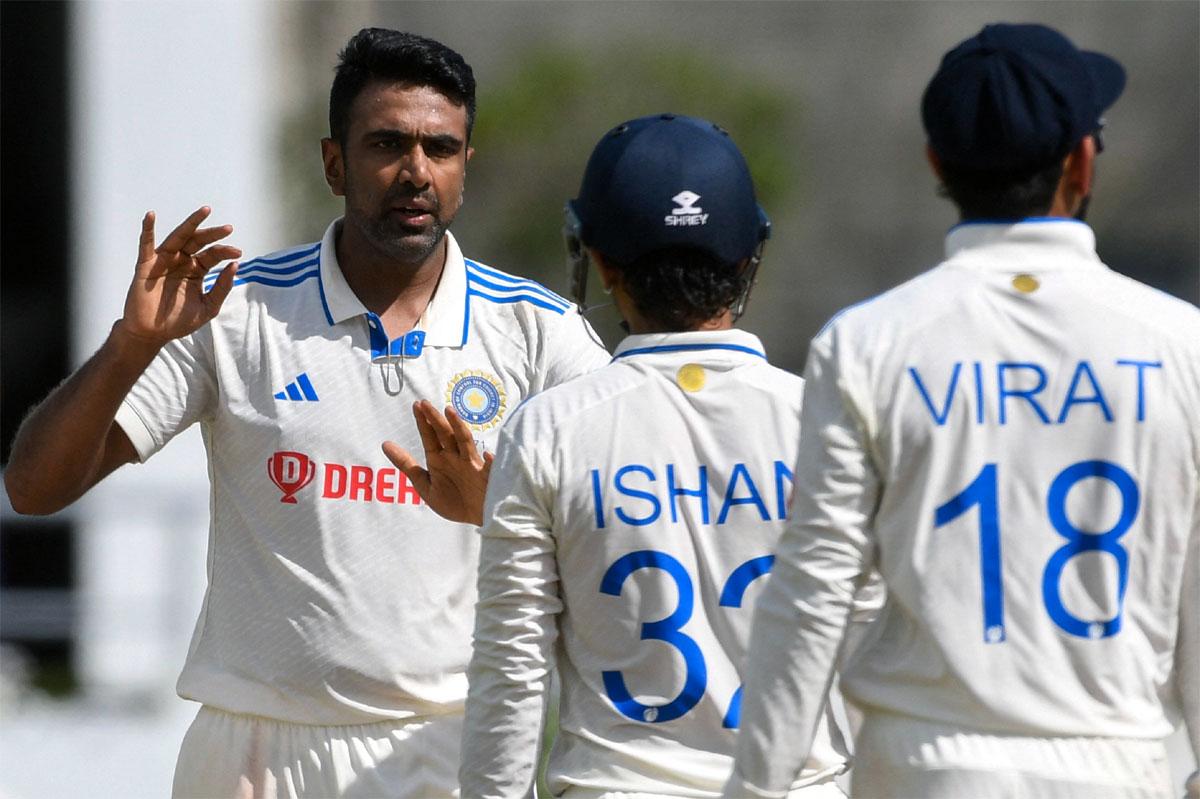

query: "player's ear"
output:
925 143 945 182
321 137 346 197
1062 136 1095 199
465 145 475 164
590 248 620 293
1048 137 1096 218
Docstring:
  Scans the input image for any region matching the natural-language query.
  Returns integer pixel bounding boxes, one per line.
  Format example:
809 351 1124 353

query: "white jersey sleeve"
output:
1178 504 1200 791
460 415 560 799
113 330 217 460
726 328 879 798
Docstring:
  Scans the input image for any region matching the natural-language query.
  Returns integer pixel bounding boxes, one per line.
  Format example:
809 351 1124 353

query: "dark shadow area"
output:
1 0 76 693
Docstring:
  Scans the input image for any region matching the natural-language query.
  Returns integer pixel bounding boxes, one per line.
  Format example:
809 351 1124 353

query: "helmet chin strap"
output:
565 201 616 318
730 236 767 321
564 202 590 311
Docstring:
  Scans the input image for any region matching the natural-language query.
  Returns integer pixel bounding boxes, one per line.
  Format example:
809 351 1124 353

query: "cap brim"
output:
1083 50 1126 111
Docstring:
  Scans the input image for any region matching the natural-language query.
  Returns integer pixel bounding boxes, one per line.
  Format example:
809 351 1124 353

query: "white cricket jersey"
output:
461 329 853 799
729 219 1200 796
114 220 609 725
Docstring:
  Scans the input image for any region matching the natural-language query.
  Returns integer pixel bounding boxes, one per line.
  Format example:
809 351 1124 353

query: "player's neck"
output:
336 224 447 337
625 312 735 335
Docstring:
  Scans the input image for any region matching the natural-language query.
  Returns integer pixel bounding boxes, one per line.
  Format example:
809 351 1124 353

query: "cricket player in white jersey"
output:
458 114 865 798
4 29 607 799
726 23 1200 799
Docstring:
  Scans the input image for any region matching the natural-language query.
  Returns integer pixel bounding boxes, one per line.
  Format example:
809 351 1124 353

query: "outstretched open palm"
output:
383 400 494 526
121 206 241 345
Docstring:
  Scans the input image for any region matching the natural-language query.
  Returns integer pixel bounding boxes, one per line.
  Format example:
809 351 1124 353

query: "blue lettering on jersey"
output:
909 363 962 425
997 362 1050 424
667 464 710 524
774 460 794 520
718 463 770 524
1115 360 1162 422
908 358 1161 426
972 362 985 425
614 465 661 526
591 469 606 529
592 461 792 530
1057 360 1113 423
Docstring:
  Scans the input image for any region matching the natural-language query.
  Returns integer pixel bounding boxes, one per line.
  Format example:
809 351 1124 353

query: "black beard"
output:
344 174 451 265
359 213 448 265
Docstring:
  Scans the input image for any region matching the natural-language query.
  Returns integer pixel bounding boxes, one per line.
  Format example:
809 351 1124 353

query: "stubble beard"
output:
344 174 457 267
358 211 449 266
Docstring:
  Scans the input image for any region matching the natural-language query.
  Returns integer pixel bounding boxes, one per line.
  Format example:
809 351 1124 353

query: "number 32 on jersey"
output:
598 551 772 728
936 459 1139 643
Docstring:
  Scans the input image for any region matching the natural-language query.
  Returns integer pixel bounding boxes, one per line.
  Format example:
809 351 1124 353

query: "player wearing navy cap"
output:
458 114 872 798
727 23 1199 799
5 28 608 799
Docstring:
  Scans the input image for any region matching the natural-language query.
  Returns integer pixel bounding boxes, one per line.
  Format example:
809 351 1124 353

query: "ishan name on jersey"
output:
589 460 795 528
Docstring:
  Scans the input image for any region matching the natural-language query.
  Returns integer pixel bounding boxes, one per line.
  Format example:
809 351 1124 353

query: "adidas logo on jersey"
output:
274 373 319 402
665 190 709 227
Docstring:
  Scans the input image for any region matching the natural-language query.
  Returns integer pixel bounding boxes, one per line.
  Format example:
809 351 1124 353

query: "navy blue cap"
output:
569 114 768 267
922 23 1126 171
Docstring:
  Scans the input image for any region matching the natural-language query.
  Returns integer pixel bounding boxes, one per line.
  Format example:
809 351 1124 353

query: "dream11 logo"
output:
267 451 316 504
266 450 424 506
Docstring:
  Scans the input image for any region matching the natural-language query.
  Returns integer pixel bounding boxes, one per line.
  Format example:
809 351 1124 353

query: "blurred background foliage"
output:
272 2 1197 374
471 45 795 268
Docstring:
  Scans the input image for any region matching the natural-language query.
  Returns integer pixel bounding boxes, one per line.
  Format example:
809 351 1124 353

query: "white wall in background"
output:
70 0 284 701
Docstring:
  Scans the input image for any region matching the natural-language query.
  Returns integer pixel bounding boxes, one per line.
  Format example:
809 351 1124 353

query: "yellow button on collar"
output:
1012 274 1040 293
676 363 706 392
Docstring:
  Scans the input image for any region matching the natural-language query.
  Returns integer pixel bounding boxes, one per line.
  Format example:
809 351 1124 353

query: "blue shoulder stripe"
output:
466 272 569 312
465 260 570 306
230 269 321 289
205 255 320 288
239 242 321 268
466 288 567 315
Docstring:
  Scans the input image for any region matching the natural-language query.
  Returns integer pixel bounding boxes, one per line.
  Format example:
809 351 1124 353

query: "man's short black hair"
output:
329 28 476 147
612 247 749 331
938 160 1065 220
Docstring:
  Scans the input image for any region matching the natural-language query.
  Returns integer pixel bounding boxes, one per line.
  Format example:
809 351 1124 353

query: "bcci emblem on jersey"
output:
446 371 508 430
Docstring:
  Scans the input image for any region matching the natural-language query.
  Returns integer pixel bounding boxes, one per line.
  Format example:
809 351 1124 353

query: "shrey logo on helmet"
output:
665 190 709 227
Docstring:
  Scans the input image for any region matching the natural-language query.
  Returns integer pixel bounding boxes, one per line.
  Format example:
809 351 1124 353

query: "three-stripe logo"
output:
275 373 319 402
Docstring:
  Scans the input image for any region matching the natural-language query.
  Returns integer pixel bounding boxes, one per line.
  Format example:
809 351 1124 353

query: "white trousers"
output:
172 705 462 799
850 712 1172 799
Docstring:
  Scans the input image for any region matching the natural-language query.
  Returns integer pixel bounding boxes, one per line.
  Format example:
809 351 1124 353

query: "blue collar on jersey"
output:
611 329 767 361
947 216 1091 234
315 220 472 351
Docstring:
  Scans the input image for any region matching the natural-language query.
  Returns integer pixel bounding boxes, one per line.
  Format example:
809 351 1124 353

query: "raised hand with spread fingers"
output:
120 205 241 345
4 206 240 515
383 400 494 526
